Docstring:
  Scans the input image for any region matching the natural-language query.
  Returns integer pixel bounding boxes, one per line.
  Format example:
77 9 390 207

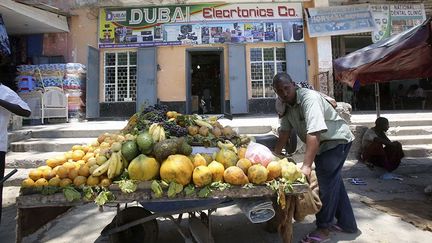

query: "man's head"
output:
375 117 389 132
273 73 296 105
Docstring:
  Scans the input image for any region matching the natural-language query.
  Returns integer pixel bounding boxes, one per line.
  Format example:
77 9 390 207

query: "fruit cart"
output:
15 107 310 243
16 182 308 243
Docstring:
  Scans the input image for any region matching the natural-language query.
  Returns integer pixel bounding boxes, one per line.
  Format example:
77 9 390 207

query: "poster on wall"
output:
0 14 11 57
98 3 304 48
371 4 426 43
305 4 376 37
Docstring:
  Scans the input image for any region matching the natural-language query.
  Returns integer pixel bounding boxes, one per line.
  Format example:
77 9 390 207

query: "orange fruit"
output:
63 161 76 170
46 158 59 168
68 167 79 180
86 176 99 186
100 178 111 188
48 177 61 187
78 165 90 177
55 155 67 165
34 178 49 187
87 157 97 167
29 169 43 181
72 150 85 161
82 152 94 162
73 176 87 187
22 178 35 188
72 145 83 151
56 166 69 179
43 169 56 180
82 146 89 153
59 178 72 187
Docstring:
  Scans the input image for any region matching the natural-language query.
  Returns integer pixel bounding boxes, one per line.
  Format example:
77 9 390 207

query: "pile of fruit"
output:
21 105 306 204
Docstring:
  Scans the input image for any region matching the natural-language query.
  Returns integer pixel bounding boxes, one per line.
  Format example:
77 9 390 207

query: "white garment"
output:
0 84 30 152
361 128 378 151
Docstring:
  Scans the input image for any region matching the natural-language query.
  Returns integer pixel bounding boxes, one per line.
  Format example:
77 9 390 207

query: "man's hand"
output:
274 129 291 155
301 164 312 182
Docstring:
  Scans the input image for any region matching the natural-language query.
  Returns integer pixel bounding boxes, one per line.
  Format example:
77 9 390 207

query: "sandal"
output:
300 233 330 243
329 224 344 233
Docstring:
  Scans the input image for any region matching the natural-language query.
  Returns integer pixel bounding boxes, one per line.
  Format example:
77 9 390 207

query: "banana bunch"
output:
194 119 213 129
207 115 219 126
92 151 125 179
149 123 166 142
217 140 237 153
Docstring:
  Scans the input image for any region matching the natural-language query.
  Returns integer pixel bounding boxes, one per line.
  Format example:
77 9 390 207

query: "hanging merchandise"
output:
0 14 11 57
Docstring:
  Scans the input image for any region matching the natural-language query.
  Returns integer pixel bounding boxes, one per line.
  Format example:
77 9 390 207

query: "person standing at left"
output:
0 82 31 224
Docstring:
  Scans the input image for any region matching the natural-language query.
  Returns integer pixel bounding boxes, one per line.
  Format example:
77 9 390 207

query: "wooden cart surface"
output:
16 183 309 243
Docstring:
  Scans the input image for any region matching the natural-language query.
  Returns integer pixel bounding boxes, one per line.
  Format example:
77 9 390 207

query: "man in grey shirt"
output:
273 73 357 242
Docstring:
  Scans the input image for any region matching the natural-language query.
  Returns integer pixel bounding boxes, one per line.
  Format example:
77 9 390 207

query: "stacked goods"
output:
64 63 86 119
16 63 86 119
21 105 306 204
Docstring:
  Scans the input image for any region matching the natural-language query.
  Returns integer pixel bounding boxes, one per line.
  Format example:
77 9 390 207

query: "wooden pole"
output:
375 83 380 118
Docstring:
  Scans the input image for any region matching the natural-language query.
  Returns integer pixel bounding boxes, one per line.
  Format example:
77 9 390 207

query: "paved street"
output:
1 159 431 243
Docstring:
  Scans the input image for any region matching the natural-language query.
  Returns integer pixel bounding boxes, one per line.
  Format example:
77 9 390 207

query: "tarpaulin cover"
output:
334 18 432 88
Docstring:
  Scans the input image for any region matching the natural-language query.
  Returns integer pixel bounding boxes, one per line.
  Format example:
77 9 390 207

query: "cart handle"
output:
0 169 18 185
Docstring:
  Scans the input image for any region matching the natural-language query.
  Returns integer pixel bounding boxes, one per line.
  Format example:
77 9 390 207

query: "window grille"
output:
250 47 286 98
104 51 137 102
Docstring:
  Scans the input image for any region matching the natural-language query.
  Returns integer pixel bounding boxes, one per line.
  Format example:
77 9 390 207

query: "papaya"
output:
215 148 238 169
207 161 225 182
160 154 194 186
192 166 213 187
223 166 249 186
247 164 268 184
266 161 282 180
236 158 252 174
128 154 160 181
279 158 302 182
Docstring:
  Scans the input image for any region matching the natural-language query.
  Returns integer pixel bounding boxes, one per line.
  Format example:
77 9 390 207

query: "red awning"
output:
333 18 432 88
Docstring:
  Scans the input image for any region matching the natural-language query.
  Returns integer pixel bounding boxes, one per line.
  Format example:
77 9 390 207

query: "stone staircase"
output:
5 113 432 186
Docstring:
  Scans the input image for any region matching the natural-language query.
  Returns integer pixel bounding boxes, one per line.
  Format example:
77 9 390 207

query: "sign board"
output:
305 4 376 37
99 3 304 48
371 4 426 43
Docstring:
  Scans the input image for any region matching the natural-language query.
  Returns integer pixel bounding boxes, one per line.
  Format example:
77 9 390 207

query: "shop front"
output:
88 2 311 118
328 3 430 111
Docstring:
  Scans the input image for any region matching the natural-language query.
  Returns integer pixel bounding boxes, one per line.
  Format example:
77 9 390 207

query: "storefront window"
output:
250 47 286 98
104 51 137 102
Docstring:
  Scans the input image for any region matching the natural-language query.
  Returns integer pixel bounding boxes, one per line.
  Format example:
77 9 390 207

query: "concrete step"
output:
388 134 432 145
350 111 432 127
388 125 432 136
9 138 96 152
402 144 432 157
6 151 63 168
30 128 121 139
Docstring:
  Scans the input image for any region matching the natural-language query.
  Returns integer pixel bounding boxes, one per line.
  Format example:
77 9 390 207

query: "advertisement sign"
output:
305 4 376 37
99 3 303 48
371 4 426 43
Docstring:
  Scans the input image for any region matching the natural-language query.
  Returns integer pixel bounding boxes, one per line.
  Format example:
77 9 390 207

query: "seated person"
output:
361 117 404 172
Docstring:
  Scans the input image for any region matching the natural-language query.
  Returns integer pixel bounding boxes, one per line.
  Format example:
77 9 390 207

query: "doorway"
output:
187 49 223 114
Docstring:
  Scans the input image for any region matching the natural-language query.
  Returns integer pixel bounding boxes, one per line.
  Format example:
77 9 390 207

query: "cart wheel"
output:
109 207 158 243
